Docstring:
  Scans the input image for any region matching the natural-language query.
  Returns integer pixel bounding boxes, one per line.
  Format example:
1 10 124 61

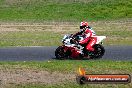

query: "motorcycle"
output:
55 34 106 59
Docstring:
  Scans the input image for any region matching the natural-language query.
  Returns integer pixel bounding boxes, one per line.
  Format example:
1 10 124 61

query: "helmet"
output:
80 21 88 31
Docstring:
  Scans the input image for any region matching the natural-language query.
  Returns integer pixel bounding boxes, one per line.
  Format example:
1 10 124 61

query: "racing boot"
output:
76 44 84 55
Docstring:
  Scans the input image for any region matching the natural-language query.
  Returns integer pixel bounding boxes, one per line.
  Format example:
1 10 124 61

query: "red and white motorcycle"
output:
55 34 106 59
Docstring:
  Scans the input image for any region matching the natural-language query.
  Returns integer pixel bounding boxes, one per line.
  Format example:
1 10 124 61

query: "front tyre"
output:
92 44 105 59
55 46 65 59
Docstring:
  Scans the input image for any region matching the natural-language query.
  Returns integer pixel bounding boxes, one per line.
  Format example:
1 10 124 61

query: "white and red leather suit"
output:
74 21 97 51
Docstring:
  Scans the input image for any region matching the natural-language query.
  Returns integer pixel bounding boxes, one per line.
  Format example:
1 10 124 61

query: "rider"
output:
72 21 97 54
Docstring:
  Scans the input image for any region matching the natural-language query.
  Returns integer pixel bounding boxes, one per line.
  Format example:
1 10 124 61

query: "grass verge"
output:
0 0 131 21
0 60 131 88
8 82 132 88
0 31 132 46
0 19 132 47
0 60 132 74
0 31 61 47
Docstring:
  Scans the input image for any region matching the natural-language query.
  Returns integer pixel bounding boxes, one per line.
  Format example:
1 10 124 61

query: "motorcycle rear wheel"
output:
55 46 65 59
90 44 105 59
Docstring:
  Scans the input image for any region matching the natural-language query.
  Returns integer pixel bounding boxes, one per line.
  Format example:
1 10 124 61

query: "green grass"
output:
0 0 131 22
0 1 131 88
0 60 132 74
0 0 131 46
0 28 131 47
8 82 132 88
0 60 132 88
97 30 132 45
0 31 62 47
4 82 131 88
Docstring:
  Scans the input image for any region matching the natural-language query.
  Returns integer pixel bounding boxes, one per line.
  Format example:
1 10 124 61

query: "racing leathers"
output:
73 26 97 52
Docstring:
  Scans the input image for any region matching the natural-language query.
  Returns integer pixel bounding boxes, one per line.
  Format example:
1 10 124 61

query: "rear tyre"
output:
55 46 65 59
90 44 105 59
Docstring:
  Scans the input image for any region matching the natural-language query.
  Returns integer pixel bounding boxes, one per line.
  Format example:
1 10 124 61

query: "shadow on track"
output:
52 57 102 60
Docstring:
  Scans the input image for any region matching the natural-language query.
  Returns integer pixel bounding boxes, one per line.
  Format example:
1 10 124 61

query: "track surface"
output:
0 46 131 61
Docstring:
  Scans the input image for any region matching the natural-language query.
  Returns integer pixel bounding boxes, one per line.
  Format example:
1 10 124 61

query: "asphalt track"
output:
0 46 131 61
